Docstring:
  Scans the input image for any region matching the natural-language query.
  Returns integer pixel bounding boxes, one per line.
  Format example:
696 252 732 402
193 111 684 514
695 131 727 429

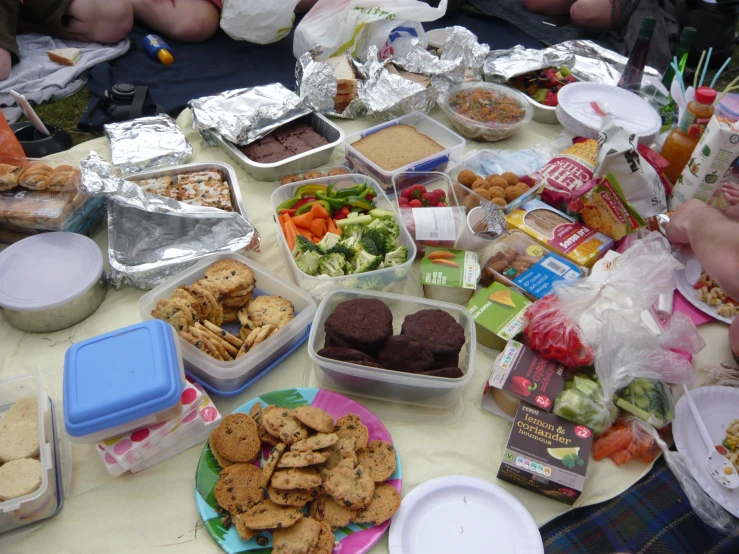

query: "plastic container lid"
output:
695 86 717 106
64 320 184 438
0 232 102 311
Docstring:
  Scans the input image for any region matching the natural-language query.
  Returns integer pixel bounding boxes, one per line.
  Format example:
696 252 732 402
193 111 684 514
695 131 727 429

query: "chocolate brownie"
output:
418 367 464 378
317 347 374 364
431 352 459 370
400 309 465 355
354 360 385 369
282 135 313 155
324 299 393 353
239 121 328 163
376 335 434 373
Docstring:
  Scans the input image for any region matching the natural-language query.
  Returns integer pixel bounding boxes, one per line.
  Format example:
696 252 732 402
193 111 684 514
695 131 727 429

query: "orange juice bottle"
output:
660 86 716 184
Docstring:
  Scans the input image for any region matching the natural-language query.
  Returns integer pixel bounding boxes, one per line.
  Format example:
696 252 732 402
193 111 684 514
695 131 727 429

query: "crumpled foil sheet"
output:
359 46 437 121
485 40 661 89
189 84 310 146
79 152 260 289
105 114 193 175
439 26 489 80
392 37 465 95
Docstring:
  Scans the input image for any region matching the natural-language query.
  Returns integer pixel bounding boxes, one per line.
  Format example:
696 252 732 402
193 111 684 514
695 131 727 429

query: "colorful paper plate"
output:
194 387 402 553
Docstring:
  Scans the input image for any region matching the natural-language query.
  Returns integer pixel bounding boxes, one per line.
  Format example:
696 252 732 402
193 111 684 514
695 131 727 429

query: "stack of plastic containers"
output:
63 320 221 477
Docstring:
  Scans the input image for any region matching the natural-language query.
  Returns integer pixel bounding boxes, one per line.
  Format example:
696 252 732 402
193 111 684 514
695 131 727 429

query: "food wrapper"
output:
484 40 661 90
104 114 193 175
438 26 489 81
189 84 310 146
572 173 645 241
79 152 260 289
391 37 465 93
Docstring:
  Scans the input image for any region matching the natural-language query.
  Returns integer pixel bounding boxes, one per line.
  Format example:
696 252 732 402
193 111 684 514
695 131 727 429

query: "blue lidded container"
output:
63 320 185 443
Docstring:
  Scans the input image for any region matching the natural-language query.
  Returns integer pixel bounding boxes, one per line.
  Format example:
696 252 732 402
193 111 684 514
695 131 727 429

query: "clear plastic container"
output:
63 320 186 443
270 174 417 301
0 375 70 545
139 253 317 394
439 82 533 142
306 288 476 417
717 93 739 122
343 112 466 190
479 230 587 301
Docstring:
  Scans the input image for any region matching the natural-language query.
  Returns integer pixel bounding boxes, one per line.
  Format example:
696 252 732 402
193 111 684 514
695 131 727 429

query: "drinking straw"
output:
698 47 712 87
711 58 732 89
670 60 686 96
694 50 706 89
716 75 739 106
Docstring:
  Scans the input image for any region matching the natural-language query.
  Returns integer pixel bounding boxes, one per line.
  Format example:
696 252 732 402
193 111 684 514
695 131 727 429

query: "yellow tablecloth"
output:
1 107 734 554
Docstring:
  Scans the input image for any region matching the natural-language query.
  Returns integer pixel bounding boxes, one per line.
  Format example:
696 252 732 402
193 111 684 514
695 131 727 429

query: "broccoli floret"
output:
328 244 355 259
362 228 388 255
342 224 365 242
339 236 359 250
353 250 383 274
296 250 322 275
318 253 347 277
292 235 321 258
357 236 382 256
384 245 408 267
316 232 340 253
367 217 400 239
357 275 385 290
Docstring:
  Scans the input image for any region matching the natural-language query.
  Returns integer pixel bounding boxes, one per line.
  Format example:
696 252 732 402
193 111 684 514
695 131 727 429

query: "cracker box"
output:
484 340 566 417
505 199 614 268
498 403 593 505
670 116 739 210
467 282 530 350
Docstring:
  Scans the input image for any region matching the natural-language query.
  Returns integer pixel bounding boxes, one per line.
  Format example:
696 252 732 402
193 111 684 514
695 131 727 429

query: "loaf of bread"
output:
350 124 445 171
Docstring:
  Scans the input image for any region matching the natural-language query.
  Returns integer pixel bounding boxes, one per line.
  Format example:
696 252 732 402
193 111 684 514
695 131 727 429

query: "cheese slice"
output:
489 289 515 308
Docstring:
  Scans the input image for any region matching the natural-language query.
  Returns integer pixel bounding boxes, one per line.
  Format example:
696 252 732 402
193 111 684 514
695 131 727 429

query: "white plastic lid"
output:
0 232 103 311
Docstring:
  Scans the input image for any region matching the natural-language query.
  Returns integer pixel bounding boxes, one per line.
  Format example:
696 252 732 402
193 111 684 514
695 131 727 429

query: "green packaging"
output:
420 247 480 305
467 282 531 349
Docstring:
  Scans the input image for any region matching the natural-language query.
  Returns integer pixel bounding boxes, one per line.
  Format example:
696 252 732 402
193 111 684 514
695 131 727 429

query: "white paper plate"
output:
674 252 735 324
673 386 739 518
557 82 661 142
388 476 543 554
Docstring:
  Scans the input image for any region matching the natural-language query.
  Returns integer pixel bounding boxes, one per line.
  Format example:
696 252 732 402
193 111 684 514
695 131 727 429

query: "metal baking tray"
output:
207 112 345 182
125 161 247 219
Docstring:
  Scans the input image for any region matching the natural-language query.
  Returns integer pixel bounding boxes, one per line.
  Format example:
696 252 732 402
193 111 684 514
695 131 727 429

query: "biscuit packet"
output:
570 173 645 241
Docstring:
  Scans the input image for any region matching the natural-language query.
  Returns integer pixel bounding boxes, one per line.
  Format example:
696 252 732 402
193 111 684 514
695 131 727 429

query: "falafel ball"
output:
501 172 520 187
505 184 526 203
487 176 509 190
457 169 477 187
488 186 506 200
474 188 494 200
471 178 488 190
491 198 507 207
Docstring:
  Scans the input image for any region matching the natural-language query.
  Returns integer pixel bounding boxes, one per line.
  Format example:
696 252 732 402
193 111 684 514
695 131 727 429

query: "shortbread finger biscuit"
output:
202 320 243 348
262 406 309 445
0 421 40 462
214 463 264 514
309 495 358 529
0 458 42 500
356 440 397 482
293 406 334 434
240 499 302 530
353 483 401 525
261 443 286 488
213 414 261 463
192 327 231 360
195 322 238 357
270 468 322 491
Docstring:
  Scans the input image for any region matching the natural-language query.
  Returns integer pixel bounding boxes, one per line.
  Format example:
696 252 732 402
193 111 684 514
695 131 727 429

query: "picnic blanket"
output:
1 33 130 123
79 11 540 130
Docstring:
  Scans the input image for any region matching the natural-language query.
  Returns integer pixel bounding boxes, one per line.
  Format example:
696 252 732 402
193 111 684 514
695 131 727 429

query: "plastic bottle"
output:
660 86 717 184
618 16 656 93
143 35 174 65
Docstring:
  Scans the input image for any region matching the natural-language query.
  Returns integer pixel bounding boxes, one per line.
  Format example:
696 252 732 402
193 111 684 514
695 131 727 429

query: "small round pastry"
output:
19 165 53 191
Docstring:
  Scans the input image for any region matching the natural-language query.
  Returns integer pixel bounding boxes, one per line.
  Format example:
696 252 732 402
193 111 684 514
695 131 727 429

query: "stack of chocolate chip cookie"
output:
0 397 43 502
151 259 295 361
209 404 400 553
318 299 466 378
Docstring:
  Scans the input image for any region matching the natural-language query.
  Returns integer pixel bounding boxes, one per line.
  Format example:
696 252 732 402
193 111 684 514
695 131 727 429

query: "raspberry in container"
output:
479 230 587 301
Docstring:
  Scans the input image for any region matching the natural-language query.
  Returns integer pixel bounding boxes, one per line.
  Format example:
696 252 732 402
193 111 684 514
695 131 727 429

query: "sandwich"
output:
325 55 357 112
46 48 82 67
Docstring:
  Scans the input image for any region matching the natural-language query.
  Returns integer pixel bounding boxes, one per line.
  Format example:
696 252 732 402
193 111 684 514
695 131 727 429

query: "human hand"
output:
665 199 713 247
723 183 739 206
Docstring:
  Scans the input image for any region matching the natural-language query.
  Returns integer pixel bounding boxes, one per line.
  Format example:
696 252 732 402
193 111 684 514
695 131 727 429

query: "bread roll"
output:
19 165 53 191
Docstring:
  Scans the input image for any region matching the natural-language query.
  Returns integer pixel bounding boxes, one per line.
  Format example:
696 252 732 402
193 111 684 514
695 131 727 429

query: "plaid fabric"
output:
541 457 739 553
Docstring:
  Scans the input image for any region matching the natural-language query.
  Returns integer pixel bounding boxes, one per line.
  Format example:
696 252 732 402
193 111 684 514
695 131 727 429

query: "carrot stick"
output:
310 201 330 219
310 218 327 238
295 227 315 240
326 218 342 236
284 219 298 251
291 212 315 230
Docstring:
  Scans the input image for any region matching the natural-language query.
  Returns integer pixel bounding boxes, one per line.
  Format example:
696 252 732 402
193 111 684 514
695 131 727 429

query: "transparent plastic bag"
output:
592 414 660 465
645 425 739 534
700 363 739 388
553 372 615 435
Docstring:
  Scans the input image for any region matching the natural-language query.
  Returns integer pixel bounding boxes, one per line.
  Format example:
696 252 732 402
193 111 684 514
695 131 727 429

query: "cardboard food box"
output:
498 403 593 505
467 282 531 350
670 116 739 210
505 199 615 268
483 340 566 420
420 247 480 305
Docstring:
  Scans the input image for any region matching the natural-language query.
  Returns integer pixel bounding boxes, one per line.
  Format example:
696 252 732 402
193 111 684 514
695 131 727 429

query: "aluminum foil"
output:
105 114 192 175
485 40 661 90
189 84 310 146
392 37 465 94
79 152 260 289
439 26 489 81
359 46 437 121
296 48 366 119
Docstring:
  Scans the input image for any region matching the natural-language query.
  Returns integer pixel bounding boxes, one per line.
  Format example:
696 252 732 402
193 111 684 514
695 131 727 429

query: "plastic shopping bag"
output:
293 0 447 61
220 0 300 44
0 110 27 166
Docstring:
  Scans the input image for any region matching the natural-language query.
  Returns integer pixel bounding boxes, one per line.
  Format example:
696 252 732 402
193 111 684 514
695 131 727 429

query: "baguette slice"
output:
325 55 357 96
47 48 82 66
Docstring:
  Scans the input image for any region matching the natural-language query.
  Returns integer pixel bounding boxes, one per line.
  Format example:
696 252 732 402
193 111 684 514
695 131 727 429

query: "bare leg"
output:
0 48 10 81
42 0 134 43
130 0 220 43
520 0 577 16
569 0 615 31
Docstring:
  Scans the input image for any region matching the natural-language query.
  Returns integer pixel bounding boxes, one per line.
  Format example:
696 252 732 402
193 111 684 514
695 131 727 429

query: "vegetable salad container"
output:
270 175 417 301
306 289 476 422
0 375 70 545
63 320 186 443
139 253 316 395
344 113 466 190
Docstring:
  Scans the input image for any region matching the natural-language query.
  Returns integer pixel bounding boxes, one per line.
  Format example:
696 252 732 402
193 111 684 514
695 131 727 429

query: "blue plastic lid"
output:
63 320 183 438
